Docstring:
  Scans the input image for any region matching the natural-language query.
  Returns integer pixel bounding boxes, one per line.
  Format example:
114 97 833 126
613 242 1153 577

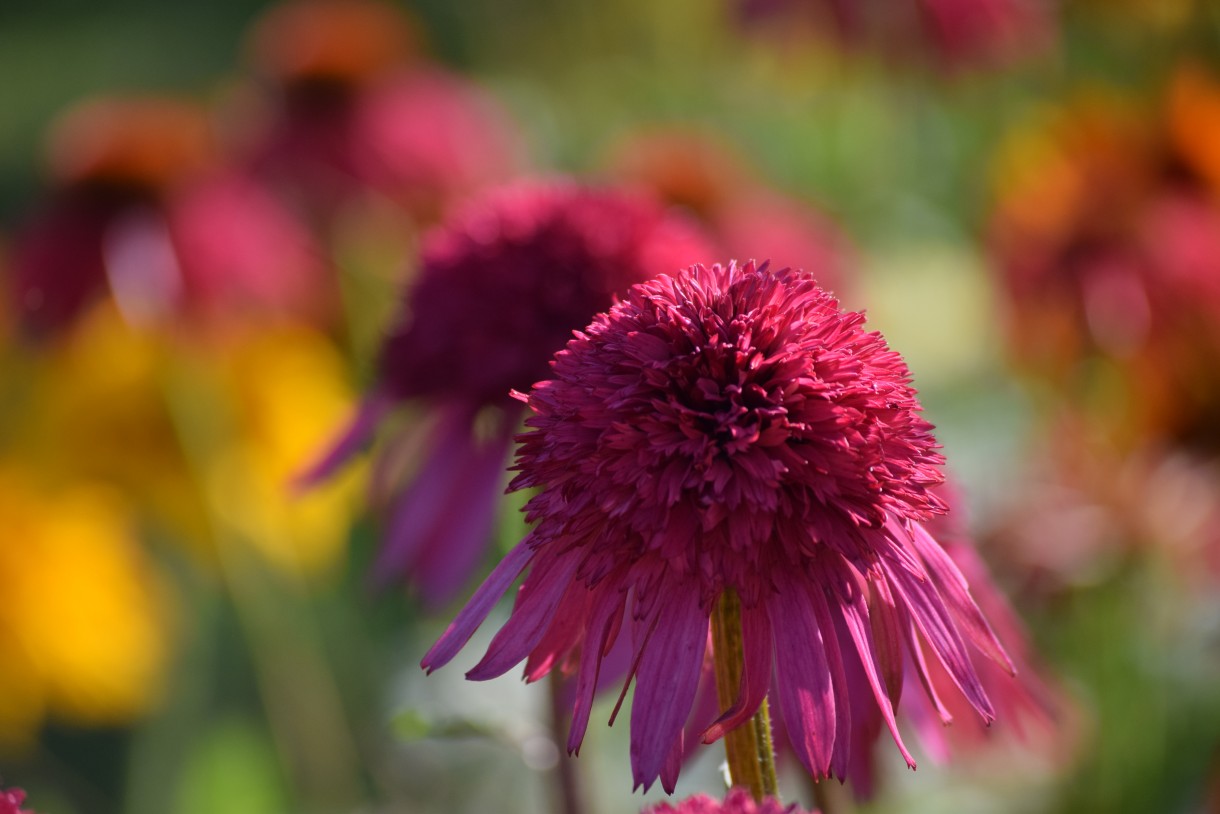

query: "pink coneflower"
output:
735 0 1053 71
422 261 1014 792
0 786 32 814
840 482 1057 797
606 129 851 300
239 0 519 224
642 788 815 814
9 96 330 338
990 85 1220 450
301 180 711 607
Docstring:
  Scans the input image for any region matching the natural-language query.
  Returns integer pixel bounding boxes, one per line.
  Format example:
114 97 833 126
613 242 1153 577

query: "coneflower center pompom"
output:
512 260 947 606
379 182 709 407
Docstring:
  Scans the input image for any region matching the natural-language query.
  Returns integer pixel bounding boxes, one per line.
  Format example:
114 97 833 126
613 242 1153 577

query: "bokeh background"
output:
2 0 1220 812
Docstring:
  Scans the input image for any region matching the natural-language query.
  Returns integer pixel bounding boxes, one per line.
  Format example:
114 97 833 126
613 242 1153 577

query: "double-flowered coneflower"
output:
423 261 1015 792
642 788 815 814
301 180 710 606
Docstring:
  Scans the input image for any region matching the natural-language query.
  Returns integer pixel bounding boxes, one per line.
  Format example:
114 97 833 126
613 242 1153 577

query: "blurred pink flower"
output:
8 97 331 339
0 786 32 814
240 0 519 224
642 788 815 814
422 261 1013 792
990 87 1220 450
301 180 711 607
607 129 852 300
734 0 1054 70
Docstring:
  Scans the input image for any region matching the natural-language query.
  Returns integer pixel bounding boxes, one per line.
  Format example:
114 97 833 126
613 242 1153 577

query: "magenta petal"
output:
568 587 627 754
766 569 836 779
629 586 707 791
807 579 853 781
835 574 916 770
884 557 996 722
375 405 478 582
901 614 955 725
905 521 1015 674
413 417 517 607
293 392 395 491
659 726 686 794
839 612 885 801
867 576 906 712
466 550 584 681
420 537 535 673
525 581 589 683
903 683 952 763
701 601 772 743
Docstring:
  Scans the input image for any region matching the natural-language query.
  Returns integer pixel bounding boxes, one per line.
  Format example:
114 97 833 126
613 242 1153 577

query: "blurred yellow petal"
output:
0 475 171 731
203 324 361 577
13 304 210 549
0 627 46 754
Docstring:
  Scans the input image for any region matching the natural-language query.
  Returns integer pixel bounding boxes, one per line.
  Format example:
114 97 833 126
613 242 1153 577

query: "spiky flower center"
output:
514 262 945 600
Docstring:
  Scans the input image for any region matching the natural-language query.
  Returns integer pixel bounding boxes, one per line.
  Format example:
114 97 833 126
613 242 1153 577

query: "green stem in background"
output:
547 673 588 814
161 361 367 810
810 774 841 814
710 589 780 802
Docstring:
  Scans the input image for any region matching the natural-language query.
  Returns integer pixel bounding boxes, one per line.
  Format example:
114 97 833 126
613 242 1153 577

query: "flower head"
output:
0 786 32 814
606 128 851 301
302 180 711 606
9 96 330 339
245 0 418 87
642 788 814 814
379 181 710 406
240 0 518 224
735 0 1053 72
423 261 1013 791
990 80 1220 450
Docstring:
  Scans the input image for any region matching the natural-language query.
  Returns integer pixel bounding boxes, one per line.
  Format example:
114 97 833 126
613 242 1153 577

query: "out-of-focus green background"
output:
2 1 1220 813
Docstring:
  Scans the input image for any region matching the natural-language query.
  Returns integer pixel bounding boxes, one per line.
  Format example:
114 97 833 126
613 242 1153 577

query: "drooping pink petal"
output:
413 415 518 607
866 576 906 710
567 584 629 754
293 391 395 490
467 549 585 681
702 600 773 743
904 520 1015 674
629 585 707 792
883 556 996 722
831 570 916 769
375 405 479 582
766 569 836 778
420 537 535 673
901 613 954 725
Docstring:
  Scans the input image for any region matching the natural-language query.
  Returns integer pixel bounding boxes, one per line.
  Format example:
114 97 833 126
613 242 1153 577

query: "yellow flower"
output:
9 304 209 550
0 475 170 750
197 324 361 577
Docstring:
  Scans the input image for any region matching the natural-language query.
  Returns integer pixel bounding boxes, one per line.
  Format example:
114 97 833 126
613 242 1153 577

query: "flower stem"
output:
711 589 779 802
547 673 587 814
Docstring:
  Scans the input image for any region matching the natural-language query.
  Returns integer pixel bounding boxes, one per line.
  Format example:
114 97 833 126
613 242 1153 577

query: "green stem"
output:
547 673 587 814
711 589 780 802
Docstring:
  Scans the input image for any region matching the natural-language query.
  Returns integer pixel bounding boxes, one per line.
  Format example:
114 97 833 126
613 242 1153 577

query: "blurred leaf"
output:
175 719 287 814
